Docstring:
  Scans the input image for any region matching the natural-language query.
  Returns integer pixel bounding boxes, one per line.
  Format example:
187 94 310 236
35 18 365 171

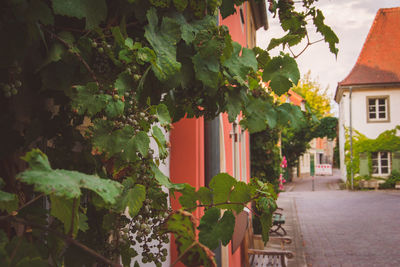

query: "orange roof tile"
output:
338 7 400 87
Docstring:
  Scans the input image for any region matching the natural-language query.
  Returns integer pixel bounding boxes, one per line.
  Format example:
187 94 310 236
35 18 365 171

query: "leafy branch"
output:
8 216 121 267
40 25 100 86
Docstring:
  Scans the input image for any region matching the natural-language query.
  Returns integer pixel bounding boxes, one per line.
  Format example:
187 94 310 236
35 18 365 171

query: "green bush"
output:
379 170 400 189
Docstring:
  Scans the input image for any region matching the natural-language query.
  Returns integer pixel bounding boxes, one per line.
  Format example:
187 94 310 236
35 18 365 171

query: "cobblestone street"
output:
278 170 400 267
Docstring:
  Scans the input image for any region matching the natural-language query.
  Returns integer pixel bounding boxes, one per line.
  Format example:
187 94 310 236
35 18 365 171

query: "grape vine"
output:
0 0 338 266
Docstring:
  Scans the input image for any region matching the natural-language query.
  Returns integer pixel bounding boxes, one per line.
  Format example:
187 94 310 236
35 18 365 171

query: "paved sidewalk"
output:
277 170 400 267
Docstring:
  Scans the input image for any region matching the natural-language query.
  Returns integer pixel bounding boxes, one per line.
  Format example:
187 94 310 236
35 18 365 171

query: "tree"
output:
282 72 338 179
292 71 332 118
0 1 338 266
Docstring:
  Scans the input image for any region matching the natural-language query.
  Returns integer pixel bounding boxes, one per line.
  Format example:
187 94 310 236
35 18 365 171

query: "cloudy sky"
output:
256 0 400 113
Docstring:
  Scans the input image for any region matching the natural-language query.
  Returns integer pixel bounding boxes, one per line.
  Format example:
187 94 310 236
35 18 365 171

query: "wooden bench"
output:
242 215 294 267
270 210 287 236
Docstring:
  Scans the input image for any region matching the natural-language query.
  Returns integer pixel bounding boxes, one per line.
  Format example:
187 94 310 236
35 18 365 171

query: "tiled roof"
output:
338 7 400 87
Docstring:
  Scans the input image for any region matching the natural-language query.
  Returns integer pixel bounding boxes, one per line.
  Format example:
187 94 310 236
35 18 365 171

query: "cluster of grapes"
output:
127 161 170 266
2 80 21 98
128 202 169 265
2 62 22 98
92 40 113 74
114 89 158 133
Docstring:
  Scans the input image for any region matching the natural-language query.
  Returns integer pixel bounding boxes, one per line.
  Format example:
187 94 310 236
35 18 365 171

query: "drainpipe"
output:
349 86 354 190
204 117 221 266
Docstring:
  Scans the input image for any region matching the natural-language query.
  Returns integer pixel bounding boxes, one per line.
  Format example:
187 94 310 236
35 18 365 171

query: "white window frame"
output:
371 151 391 175
367 96 390 123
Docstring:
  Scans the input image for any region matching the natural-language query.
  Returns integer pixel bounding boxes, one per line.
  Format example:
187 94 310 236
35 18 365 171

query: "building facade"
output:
335 7 400 181
168 2 268 267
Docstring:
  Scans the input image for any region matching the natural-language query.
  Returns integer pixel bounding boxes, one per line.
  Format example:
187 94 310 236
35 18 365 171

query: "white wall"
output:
340 88 400 139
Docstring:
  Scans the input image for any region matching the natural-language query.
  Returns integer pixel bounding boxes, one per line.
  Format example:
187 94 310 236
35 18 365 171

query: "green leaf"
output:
125 38 134 49
162 211 216 267
0 190 18 213
197 187 213 206
20 149 51 171
144 8 182 81
223 42 257 86
112 26 125 45
37 43 66 70
253 47 270 69
209 173 236 208
28 0 54 26
198 208 235 249
173 0 188 12
152 125 168 158
192 53 219 90
229 181 251 213
181 15 216 45
50 195 79 236
313 10 339 56
259 212 273 243
178 184 197 210
51 0 107 29
78 213 89 232
267 34 303 51
105 99 125 118
19 149 122 203
225 89 244 123
150 163 185 190
70 83 109 116
263 53 300 95
93 122 134 156
114 72 133 95
134 131 150 157
156 104 172 126
137 47 156 63
121 245 138 267
241 97 271 133
122 131 150 161
220 0 236 19
122 184 146 217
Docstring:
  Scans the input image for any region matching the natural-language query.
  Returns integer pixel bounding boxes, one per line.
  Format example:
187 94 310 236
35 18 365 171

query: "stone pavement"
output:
275 169 400 267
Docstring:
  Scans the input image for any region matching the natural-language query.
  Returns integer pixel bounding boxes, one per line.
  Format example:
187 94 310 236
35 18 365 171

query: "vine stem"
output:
288 32 325 59
0 193 45 221
10 217 121 267
171 241 197 267
68 198 77 237
40 25 100 87
186 196 261 216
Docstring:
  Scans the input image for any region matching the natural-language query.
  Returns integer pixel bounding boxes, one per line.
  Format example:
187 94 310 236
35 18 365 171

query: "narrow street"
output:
277 170 400 267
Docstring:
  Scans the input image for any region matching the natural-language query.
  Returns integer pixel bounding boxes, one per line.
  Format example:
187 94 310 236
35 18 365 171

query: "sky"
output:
256 0 400 114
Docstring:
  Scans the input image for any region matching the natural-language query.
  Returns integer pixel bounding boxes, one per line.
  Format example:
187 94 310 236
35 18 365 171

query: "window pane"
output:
381 160 388 166
369 113 376 119
369 99 376 105
378 99 386 105
379 112 386 118
381 152 388 159
372 152 378 160
381 167 389 174
378 106 385 112
369 106 376 112
372 166 379 174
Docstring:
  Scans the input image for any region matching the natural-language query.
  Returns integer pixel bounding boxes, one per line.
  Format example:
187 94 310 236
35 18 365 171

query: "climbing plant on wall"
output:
345 126 400 179
0 0 338 266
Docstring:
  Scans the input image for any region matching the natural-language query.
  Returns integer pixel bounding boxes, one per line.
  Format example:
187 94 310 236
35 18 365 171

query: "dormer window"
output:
367 96 390 122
